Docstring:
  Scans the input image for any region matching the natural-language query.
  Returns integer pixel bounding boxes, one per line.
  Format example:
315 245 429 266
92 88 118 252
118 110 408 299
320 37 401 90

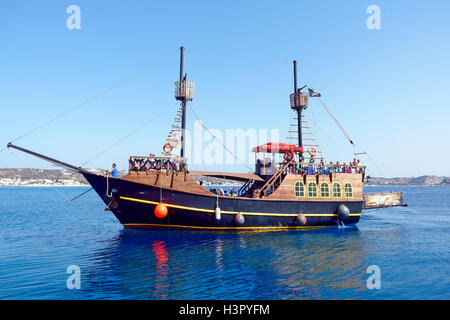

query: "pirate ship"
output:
7 47 405 231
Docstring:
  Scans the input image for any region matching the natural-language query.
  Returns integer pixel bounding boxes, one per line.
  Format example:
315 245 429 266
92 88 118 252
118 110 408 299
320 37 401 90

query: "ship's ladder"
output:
258 160 293 197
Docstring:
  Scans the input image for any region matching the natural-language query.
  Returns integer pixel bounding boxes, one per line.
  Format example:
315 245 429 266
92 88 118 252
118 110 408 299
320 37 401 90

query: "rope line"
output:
1 66 152 153
79 106 168 167
352 144 386 178
316 97 354 145
310 91 386 178
106 175 113 197
49 185 118 224
187 104 254 172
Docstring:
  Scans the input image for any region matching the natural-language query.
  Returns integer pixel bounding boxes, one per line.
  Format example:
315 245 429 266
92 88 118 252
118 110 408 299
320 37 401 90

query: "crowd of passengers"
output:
288 157 365 175
129 155 186 173
209 187 238 197
207 158 364 198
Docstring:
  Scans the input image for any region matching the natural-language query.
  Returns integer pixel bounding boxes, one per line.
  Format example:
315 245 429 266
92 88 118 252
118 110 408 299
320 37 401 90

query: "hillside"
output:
0 168 449 187
0 168 123 186
366 175 450 186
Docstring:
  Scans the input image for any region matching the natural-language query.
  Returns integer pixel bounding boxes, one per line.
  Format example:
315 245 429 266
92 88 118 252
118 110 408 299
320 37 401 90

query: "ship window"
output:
320 182 330 198
308 182 317 198
294 181 304 198
333 183 342 198
344 183 353 198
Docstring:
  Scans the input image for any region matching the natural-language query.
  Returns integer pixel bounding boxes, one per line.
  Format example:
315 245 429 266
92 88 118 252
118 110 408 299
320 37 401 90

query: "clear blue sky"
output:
1 0 449 177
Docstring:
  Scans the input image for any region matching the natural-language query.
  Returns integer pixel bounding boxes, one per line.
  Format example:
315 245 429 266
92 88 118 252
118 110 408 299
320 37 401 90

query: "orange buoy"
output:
154 203 168 218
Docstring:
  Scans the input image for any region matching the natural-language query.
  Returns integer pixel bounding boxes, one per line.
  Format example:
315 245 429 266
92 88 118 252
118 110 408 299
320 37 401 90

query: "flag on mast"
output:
308 88 321 97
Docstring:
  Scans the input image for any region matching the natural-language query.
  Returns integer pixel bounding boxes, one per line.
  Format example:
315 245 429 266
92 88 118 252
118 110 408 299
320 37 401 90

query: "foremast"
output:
174 46 195 159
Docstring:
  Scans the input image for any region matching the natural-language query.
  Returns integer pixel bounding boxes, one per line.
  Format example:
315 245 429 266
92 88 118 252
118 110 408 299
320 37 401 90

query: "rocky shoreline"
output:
365 175 450 186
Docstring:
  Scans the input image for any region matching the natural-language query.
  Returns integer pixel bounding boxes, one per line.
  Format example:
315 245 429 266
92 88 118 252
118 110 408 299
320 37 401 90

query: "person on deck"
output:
107 163 119 177
328 161 335 173
356 159 361 172
319 159 327 175
335 161 341 173
307 157 315 175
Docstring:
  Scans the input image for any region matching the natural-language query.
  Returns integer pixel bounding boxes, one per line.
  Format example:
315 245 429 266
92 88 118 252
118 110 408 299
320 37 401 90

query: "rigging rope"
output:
106 174 113 197
187 104 255 172
352 144 386 178
1 66 152 153
308 101 331 158
316 96 354 145
49 182 118 224
79 106 168 167
309 89 386 178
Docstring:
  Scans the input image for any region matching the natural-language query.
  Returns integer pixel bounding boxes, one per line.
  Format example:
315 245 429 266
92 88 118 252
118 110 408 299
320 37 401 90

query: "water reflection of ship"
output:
152 240 170 299
79 227 403 299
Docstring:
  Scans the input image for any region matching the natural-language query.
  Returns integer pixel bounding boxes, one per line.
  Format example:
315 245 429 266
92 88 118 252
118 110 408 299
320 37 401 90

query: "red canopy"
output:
251 142 303 153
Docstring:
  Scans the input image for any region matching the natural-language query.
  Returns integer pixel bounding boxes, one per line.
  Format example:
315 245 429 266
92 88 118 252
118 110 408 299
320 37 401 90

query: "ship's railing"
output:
128 156 188 173
285 162 366 175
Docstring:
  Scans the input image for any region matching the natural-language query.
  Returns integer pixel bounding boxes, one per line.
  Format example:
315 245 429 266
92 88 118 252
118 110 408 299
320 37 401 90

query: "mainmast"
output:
290 60 308 160
174 46 194 158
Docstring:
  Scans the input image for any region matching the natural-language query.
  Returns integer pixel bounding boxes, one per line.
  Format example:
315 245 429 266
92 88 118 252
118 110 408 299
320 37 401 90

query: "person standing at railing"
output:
356 159 362 173
129 158 134 171
335 161 341 173
328 161 335 173
107 163 119 177
343 163 351 173
307 158 315 175
319 159 327 175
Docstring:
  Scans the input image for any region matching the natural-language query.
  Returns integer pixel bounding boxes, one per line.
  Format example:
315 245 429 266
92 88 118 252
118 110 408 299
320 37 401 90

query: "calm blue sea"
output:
0 185 449 300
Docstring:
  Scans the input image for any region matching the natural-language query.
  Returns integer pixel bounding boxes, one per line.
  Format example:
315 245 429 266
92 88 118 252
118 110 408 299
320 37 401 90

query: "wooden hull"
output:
82 172 363 231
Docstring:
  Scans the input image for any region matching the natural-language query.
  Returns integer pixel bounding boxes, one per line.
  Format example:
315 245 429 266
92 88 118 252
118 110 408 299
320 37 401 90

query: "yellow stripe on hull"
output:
119 196 361 218
123 223 332 230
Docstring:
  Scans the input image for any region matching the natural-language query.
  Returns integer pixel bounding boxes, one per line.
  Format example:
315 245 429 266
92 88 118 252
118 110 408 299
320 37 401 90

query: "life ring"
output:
283 152 294 162
168 136 179 148
163 143 173 154
308 147 318 157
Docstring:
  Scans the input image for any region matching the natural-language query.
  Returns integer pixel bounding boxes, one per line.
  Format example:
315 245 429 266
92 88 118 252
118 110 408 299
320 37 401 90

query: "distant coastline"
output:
0 168 449 187
365 175 450 186
0 168 93 187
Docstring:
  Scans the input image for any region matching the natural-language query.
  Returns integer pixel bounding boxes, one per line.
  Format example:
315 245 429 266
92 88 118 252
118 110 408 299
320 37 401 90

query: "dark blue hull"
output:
83 172 363 231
